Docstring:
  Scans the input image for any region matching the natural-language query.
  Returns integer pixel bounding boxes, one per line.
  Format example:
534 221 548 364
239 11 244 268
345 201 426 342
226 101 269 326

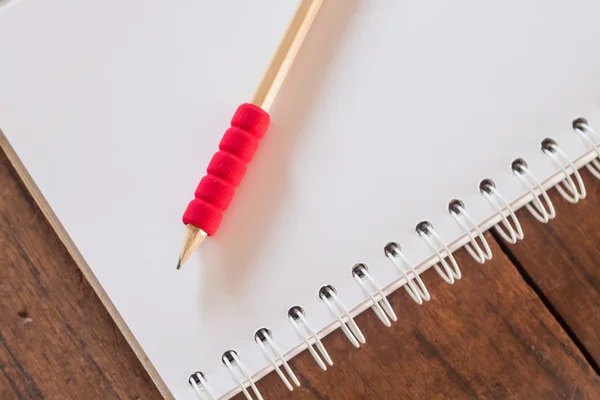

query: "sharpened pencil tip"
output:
177 225 208 270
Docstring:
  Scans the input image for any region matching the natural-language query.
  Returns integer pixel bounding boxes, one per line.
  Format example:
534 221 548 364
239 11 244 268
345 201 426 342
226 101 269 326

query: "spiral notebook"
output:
2 0 600 399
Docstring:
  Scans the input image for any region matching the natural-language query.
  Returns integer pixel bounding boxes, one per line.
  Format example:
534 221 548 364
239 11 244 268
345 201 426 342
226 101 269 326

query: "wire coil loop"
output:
416 221 462 284
573 119 600 180
541 139 586 203
511 158 556 223
255 328 300 391
479 179 524 244
222 350 263 400
319 285 366 348
287 306 333 371
352 264 397 326
189 372 217 400
448 200 492 264
384 243 431 304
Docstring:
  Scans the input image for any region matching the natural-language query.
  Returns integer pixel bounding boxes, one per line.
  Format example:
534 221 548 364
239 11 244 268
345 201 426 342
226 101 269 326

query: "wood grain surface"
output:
0 150 162 400
254 242 600 399
495 168 600 370
1 143 600 400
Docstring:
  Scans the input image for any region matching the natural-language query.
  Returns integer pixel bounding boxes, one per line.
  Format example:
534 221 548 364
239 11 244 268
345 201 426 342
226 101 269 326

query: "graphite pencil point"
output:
177 225 208 270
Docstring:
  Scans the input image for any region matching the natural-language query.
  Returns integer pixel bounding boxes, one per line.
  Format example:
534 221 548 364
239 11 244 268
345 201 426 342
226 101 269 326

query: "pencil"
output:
178 0 323 269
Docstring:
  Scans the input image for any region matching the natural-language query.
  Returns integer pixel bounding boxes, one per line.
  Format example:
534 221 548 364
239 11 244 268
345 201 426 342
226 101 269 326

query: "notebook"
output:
2 1 600 398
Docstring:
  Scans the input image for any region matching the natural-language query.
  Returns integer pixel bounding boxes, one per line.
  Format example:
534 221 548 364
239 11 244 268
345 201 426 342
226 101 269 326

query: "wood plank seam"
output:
489 228 600 376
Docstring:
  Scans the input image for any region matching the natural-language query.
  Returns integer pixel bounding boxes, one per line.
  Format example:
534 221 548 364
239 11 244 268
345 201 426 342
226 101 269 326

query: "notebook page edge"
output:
0 130 175 400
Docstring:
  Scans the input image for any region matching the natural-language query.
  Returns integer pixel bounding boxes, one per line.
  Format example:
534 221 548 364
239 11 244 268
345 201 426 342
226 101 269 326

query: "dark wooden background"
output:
1 146 599 400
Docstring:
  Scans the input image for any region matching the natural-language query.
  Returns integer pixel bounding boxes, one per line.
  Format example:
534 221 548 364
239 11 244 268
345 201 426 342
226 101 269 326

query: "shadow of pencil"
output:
198 0 360 307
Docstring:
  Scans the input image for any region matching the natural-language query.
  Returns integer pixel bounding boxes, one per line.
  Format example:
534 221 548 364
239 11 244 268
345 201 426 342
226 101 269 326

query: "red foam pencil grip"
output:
182 103 270 235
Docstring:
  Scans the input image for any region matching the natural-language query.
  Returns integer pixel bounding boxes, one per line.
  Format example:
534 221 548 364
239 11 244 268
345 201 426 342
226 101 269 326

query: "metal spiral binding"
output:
352 263 397 326
319 285 366 348
479 179 524 244
574 119 600 180
511 158 556 223
541 138 587 203
255 328 300 392
288 306 333 371
189 372 217 400
416 221 462 284
222 350 263 400
190 120 597 400
384 243 431 305
448 200 493 264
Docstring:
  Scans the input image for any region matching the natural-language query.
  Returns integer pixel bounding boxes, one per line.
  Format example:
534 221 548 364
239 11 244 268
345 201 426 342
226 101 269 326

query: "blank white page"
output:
2 1 600 399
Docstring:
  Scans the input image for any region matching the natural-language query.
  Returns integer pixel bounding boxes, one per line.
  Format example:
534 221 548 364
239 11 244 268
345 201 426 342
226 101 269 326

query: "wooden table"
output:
1 146 599 399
